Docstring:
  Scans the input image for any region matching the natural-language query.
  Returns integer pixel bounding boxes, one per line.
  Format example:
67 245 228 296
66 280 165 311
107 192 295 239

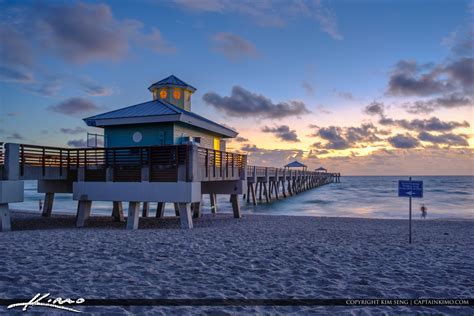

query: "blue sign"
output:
398 180 423 198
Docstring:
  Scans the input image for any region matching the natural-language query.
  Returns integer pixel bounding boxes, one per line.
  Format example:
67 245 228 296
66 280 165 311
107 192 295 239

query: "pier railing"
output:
2 143 245 182
2 142 338 183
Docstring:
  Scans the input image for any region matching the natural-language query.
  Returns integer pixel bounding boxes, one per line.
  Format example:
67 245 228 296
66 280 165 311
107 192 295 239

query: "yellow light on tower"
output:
173 89 181 99
160 89 167 99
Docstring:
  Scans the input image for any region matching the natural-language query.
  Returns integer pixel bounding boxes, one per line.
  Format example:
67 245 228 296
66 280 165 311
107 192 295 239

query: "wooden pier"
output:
0 142 339 231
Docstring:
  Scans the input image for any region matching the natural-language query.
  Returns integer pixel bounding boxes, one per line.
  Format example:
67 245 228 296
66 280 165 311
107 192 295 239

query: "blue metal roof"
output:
83 99 237 138
148 75 196 92
285 161 307 168
84 100 178 122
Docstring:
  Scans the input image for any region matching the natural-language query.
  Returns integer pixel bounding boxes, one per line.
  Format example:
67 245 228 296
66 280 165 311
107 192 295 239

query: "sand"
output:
0 211 473 315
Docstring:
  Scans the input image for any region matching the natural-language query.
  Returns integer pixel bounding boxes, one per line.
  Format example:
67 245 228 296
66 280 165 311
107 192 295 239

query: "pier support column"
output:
76 200 92 228
263 183 270 203
126 202 140 230
173 203 180 216
230 194 241 219
258 182 263 201
156 202 165 218
250 183 257 206
42 193 54 217
210 194 218 215
192 200 202 218
112 201 124 222
0 204 12 232
142 202 149 217
178 203 193 229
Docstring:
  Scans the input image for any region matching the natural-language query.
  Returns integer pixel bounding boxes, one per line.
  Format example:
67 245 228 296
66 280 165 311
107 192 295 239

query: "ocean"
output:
12 176 474 219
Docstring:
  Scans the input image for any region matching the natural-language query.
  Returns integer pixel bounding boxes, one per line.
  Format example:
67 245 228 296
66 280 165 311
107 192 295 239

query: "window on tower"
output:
173 89 181 99
160 90 167 99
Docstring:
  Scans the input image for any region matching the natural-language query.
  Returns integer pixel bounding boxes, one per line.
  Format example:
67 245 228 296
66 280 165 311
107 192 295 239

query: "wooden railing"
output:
12 143 245 182
197 147 246 180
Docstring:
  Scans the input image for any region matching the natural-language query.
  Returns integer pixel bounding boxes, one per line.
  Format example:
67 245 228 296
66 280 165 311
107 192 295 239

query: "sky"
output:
0 0 473 175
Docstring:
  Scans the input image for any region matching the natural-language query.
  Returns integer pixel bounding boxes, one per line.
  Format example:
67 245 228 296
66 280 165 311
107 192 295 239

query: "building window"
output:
213 137 220 150
160 89 167 99
173 89 181 99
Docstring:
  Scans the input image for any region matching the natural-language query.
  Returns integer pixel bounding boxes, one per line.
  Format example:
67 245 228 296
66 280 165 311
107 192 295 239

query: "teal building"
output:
84 75 237 150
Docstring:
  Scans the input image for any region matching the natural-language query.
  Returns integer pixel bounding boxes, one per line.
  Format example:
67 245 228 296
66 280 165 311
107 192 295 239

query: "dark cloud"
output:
60 127 87 135
48 97 103 116
386 60 451 96
386 57 473 115
336 91 354 100
240 144 260 152
405 93 473 114
262 125 300 142
234 136 249 142
25 80 62 97
312 123 381 150
7 132 25 140
388 134 420 149
211 32 257 60
418 131 469 147
379 116 469 132
442 29 474 57
80 80 113 96
2 2 173 67
314 127 350 150
444 57 474 91
0 24 34 68
302 81 315 95
203 86 311 119
0 65 33 83
67 139 87 148
364 101 385 116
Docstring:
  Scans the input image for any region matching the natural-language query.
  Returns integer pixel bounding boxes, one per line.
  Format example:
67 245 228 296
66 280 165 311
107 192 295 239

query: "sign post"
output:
398 177 423 244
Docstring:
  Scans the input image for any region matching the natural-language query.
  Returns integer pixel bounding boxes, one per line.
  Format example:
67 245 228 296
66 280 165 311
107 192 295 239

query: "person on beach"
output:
420 204 427 219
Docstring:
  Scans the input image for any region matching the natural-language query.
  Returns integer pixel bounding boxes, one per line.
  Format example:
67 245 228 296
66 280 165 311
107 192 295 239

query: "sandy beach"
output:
0 211 473 315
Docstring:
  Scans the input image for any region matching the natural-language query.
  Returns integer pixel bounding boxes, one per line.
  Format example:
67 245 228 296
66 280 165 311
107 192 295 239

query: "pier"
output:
0 142 339 232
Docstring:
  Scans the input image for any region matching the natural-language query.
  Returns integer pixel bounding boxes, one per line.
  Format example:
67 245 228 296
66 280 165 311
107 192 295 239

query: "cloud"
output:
0 65 33 83
262 125 300 142
60 127 87 135
404 92 473 114
312 0 343 40
379 116 469 132
210 32 257 60
335 91 354 100
302 81 315 95
203 86 311 119
311 123 381 150
364 101 385 116
0 24 34 68
386 57 473 115
442 28 473 57
67 139 87 148
386 60 452 97
80 79 113 96
25 80 62 97
234 136 249 142
2 2 174 66
173 0 342 39
388 134 420 149
48 97 103 116
418 131 469 147
7 132 25 140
